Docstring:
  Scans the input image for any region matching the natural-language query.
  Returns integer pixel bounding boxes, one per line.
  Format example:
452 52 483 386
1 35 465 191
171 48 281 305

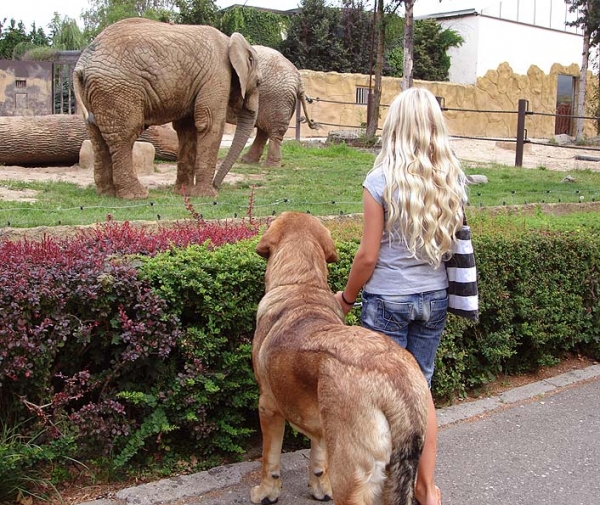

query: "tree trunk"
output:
366 0 385 138
576 26 590 142
0 115 87 166
0 116 179 167
402 0 415 90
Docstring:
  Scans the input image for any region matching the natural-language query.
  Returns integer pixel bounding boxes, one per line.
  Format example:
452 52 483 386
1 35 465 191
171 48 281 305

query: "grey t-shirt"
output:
362 166 448 295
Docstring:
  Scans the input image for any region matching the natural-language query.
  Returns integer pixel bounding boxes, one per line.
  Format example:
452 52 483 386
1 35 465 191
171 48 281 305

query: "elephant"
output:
213 46 318 185
73 17 261 199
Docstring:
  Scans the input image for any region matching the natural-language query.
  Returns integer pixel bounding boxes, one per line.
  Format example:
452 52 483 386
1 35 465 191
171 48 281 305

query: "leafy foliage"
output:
0 217 264 498
1 211 599 498
279 1 462 81
219 6 290 48
175 0 220 26
280 0 347 72
337 0 375 74
0 18 49 59
386 18 464 80
82 0 176 39
48 14 86 50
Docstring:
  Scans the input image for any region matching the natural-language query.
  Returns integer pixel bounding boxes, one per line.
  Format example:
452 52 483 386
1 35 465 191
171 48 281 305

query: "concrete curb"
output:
79 364 600 505
437 363 600 427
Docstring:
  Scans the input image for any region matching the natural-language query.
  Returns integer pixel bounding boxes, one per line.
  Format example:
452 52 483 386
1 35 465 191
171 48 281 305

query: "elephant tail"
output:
297 83 320 130
72 67 96 125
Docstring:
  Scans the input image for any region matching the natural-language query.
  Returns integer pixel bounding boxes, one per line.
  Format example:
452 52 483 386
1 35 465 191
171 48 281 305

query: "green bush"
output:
2 217 599 494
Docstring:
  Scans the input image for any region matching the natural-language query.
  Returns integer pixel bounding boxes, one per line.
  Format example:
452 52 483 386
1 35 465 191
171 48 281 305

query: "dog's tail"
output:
319 356 427 504
385 432 424 505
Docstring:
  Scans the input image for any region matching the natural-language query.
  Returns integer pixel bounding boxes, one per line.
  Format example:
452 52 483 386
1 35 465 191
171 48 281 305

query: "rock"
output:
327 130 361 143
79 140 155 175
466 174 489 185
553 134 574 146
495 141 532 153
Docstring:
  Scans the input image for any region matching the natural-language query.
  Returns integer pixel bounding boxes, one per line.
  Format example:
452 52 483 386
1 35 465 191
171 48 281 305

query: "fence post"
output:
515 99 528 167
295 99 302 141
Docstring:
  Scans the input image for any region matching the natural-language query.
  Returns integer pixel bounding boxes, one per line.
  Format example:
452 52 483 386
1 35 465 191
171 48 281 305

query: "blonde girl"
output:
335 87 467 505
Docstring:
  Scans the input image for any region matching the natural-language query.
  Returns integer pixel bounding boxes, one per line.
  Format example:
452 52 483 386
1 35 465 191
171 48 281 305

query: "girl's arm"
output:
335 188 384 314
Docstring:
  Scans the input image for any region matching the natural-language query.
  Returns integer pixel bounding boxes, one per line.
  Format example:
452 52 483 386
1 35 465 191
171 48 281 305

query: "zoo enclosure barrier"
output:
292 95 600 168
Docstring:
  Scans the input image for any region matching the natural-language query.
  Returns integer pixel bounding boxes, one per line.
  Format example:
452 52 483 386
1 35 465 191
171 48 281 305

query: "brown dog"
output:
252 212 430 505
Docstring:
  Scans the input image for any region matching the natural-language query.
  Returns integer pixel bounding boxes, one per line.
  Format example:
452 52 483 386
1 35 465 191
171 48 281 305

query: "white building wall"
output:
476 16 583 76
439 16 479 84
439 14 583 84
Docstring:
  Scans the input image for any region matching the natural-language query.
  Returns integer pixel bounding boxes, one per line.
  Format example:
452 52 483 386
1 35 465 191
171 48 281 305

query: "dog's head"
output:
256 212 338 263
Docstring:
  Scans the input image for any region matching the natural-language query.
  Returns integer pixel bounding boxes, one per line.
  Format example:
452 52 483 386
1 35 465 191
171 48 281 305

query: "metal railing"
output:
292 93 600 167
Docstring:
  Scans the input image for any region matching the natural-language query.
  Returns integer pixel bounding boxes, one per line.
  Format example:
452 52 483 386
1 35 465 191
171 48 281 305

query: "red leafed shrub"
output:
75 216 263 256
0 217 264 472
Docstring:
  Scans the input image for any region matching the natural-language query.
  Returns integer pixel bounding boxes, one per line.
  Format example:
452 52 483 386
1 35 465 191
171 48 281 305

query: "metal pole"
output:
515 99 528 167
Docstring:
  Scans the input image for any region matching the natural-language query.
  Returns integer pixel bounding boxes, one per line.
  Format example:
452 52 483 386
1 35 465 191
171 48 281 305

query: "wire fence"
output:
1 187 599 230
2 95 600 229
297 94 600 164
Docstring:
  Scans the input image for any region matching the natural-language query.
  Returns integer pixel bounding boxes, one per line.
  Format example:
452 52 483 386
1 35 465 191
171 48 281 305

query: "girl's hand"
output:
335 291 355 315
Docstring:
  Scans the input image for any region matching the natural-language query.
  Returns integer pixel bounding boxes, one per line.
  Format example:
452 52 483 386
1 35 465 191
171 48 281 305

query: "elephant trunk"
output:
213 107 257 189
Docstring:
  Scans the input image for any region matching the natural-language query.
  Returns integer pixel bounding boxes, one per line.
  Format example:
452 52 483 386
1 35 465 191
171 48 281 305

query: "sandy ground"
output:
2 137 600 202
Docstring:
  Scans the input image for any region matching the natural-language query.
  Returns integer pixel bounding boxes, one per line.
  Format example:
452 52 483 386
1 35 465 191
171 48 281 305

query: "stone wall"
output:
289 62 597 140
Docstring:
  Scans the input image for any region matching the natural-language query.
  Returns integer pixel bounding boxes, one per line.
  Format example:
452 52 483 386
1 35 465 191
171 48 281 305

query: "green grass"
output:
1 142 599 229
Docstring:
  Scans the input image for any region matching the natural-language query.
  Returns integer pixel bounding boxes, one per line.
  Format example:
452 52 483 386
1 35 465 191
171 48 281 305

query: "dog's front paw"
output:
251 481 282 504
309 470 333 501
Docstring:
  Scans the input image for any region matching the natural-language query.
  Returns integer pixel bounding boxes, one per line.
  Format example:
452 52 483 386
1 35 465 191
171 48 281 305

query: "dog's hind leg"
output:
323 412 391 505
251 395 286 504
308 437 333 501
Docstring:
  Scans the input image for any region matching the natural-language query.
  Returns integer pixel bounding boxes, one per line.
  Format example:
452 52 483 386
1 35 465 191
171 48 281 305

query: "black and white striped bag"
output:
445 225 479 321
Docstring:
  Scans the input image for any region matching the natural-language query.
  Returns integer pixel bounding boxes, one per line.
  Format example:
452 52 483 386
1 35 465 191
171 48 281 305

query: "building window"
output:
356 86 370 105
15 79 27 88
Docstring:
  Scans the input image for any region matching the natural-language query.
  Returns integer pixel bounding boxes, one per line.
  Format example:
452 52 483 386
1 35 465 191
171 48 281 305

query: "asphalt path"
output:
80 365 600 505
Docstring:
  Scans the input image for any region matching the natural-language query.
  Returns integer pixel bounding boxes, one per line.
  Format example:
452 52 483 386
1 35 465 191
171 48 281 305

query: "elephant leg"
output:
264 128 285 167
86 123 115 196
173 117 197 195
242 128 269 164
108 132 148 200
187 104 224 197
89 93 148 200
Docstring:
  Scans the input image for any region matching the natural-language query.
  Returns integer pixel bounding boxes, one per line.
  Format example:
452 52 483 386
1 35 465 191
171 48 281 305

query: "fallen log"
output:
0 116 178 167
574 154 600 162
139 124 178 161
0 115 87 166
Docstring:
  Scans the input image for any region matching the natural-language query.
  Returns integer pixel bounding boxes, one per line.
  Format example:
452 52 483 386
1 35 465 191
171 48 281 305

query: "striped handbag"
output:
445 222 479 321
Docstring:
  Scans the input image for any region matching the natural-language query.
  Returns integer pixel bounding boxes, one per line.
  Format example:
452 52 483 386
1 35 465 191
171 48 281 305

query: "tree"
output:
339 0 373 74
49 14 86 50
566 0 600 141
401 0 414 90
219 6 289 48
366 0 384 137
175 0 220 26
0 19 46 59
280 0 346 72
386 19 463 81
82 0 177 39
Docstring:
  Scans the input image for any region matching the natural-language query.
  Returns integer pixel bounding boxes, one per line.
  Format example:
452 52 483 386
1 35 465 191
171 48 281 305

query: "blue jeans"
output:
360 289 448 387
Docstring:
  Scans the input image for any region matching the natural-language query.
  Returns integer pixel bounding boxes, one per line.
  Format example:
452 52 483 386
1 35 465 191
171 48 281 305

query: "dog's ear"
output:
256 232 272 258
325 246 338 263
256 222 281 258
320 228 338 263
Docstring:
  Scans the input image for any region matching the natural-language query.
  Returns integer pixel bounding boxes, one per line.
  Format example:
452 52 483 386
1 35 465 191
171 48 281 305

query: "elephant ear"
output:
229 32 260 113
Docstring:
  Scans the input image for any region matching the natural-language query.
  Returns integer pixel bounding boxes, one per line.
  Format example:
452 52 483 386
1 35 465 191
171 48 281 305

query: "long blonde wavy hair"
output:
373 87 467 268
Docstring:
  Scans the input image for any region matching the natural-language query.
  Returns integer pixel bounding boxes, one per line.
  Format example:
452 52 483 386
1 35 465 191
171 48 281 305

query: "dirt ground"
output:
2 137 600 203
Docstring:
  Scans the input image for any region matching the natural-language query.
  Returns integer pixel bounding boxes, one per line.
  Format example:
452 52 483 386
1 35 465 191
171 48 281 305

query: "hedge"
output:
1 220 599 494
